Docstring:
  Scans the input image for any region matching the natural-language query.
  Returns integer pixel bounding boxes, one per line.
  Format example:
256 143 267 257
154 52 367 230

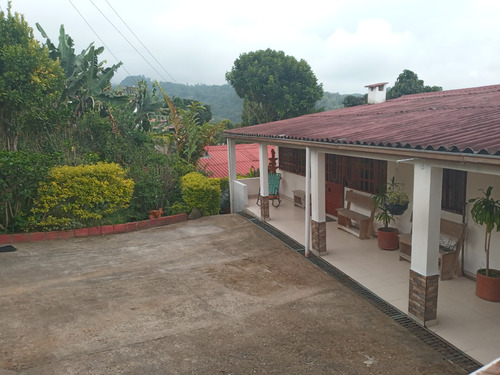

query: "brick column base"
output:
260 196 270 221
311 220 327 255
408 269 439 326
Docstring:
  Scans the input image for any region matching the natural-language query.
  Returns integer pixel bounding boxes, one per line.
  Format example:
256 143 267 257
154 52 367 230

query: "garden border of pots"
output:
0 213 188 245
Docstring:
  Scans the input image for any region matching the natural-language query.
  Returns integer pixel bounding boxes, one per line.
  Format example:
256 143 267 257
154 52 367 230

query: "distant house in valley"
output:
199 143 274 178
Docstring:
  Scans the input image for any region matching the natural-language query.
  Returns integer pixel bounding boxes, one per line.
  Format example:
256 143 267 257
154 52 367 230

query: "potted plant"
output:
385 177 410 216
372 178 409 250
469 186 500 302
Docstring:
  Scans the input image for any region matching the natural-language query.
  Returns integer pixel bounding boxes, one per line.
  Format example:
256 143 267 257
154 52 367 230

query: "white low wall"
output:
233 180 248 212
237 177 260 197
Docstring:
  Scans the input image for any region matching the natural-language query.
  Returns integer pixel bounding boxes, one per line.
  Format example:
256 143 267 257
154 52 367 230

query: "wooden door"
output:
325 155 345 216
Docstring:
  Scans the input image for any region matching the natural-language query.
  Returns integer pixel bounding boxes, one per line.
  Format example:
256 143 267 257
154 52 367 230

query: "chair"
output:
257 173 282 208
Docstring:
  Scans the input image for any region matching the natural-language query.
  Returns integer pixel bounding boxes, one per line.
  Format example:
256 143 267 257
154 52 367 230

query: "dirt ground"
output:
0 214 466 374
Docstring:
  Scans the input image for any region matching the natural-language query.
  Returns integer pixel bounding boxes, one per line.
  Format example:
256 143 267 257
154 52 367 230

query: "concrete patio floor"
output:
0 214 470 374
245 197 500 366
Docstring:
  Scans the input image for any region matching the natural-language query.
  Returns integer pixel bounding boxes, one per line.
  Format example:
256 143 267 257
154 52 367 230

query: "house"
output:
198 143 274 178
224 83 500 327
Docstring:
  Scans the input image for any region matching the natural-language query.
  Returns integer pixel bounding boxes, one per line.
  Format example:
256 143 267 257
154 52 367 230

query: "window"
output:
279 149 387 195
326 154 386 194
278 147 306 176
441 169 467 215
344 156 386 194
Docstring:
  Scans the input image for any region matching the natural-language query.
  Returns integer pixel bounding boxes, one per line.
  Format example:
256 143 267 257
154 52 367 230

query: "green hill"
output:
119 76 350 124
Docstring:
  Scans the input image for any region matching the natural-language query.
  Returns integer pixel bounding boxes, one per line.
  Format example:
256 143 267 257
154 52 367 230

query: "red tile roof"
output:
365 82 389 88
225 84 500 156
199 143 275 178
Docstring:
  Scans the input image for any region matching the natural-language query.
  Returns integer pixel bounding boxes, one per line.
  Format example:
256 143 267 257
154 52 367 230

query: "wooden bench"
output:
399 218 466 280
337 190 375 239
292 190 306 208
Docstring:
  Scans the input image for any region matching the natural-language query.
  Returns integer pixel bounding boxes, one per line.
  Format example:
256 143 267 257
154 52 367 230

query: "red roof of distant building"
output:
365 82 389 88
199 143 275 178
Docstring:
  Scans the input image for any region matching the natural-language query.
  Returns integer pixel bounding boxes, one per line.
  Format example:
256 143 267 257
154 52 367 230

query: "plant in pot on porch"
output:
469 186 500 302
384 178 410 216
372 178 410 250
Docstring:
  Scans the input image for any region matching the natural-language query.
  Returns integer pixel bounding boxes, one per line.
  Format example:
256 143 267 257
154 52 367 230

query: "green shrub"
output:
170 202 188 215
31 162 134 230
0 151 59 232
218 177 230 212
181 172 220 216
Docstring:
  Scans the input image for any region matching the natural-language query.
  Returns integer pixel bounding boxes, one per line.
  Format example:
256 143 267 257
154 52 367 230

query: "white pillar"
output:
305 147 311 257
227 138 237 214
311 150 326 222
411 162 443 276
259 144 269 196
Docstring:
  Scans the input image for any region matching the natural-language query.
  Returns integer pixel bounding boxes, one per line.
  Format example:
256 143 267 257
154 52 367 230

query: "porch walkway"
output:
245 197 500 365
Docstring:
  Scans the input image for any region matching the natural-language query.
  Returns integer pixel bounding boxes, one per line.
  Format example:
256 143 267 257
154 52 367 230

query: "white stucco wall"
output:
367 85 387 104
387 163 500 276
232 180 248 212
464 173 500 276
385 161 414 234
257 154 500 276
277 170 304 200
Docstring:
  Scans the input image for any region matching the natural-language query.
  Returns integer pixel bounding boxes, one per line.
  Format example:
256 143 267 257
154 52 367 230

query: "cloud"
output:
309 20 416 92
8 0 500 94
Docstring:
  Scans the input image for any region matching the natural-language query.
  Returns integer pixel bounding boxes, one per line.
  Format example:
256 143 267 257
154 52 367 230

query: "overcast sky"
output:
6 0 500 94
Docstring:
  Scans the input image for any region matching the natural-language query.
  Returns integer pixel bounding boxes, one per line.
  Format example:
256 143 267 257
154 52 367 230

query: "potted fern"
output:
372 178 409 250
385 177 410 215
469 186 500 302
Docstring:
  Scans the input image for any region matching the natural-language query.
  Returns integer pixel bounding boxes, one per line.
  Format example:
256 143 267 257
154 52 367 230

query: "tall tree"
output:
0 4 65 150
226 49 323 126
343 94 367 108
387 69 442 99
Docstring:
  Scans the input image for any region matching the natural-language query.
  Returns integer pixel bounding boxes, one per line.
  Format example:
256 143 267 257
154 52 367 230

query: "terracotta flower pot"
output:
476 269 500 302
149 208 163 219
377 227 399 250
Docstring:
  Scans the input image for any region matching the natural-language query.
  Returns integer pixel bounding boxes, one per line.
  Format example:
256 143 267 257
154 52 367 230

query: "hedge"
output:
181 172 220 216
31 162 134 230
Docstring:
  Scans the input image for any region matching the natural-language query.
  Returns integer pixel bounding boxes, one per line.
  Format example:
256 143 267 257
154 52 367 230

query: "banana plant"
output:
36 23 124 116
155 81 223 165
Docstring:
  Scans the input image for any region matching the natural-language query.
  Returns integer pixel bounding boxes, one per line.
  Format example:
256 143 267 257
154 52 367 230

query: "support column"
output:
259 144 270 221
408 162 442 326
227 138 237 214
311 150 327 255
305 147 311 256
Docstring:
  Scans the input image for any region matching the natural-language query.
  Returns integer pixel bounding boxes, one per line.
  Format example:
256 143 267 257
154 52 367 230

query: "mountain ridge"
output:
118 75 353 124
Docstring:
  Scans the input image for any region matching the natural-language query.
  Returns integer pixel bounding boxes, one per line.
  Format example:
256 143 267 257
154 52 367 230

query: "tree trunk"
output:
485 230 491 277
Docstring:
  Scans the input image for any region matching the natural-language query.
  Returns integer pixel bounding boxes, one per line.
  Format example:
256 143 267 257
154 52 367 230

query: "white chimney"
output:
365 82 388 104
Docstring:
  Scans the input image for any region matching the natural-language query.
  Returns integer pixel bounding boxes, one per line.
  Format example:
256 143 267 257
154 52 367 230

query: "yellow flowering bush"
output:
31 163 134 230
181 172 220 216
